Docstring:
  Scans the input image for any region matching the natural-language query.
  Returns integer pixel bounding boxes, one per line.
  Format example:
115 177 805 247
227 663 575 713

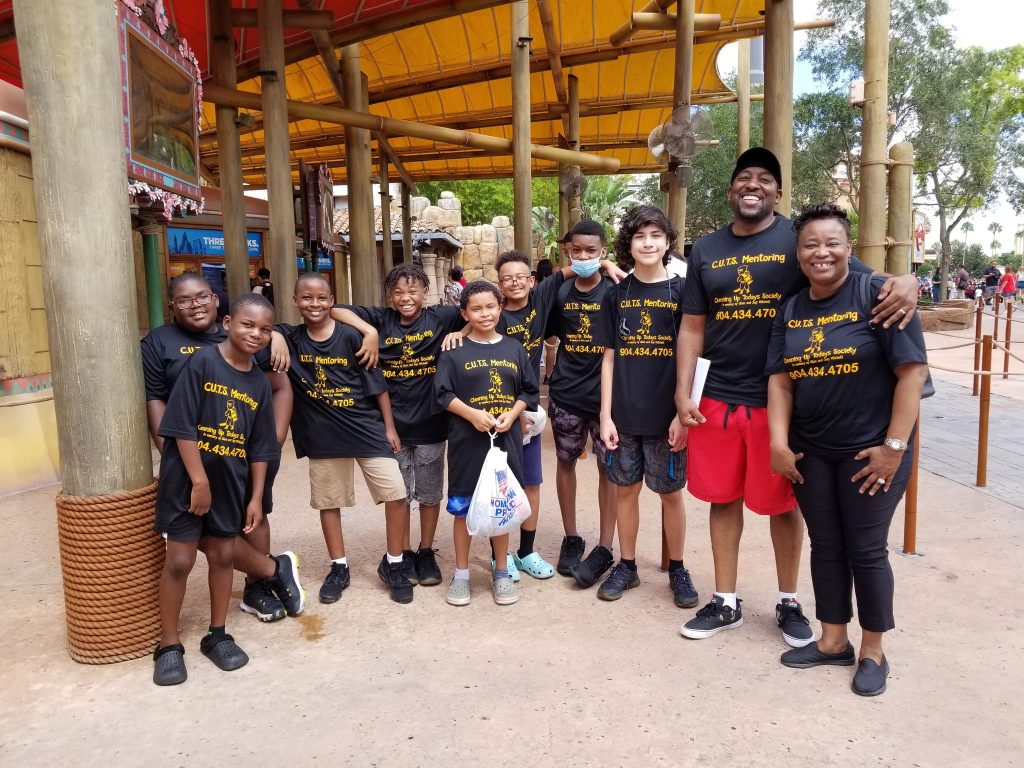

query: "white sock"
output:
386 551 403 565
779 591 798 604
453 568 470 581
715 592 738 610
331 556 348 566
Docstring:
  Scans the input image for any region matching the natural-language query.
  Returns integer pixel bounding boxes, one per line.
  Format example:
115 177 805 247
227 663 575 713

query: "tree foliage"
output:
581 175 638 242
415 176 558 229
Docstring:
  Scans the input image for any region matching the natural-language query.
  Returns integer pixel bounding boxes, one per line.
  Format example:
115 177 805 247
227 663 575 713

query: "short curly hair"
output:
613 204 678 270
793 202 852 241
459 279 503 309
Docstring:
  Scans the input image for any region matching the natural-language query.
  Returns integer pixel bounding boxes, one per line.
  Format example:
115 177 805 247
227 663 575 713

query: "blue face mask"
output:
571 258 601 278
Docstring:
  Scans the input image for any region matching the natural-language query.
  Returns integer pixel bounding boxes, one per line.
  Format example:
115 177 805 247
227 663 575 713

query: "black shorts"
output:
245 456 280 516
155 501 242 542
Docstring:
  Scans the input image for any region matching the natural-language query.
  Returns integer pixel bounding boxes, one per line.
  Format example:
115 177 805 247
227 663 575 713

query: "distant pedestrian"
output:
444 266 464 306
253 267 275 306
998 267 1016 304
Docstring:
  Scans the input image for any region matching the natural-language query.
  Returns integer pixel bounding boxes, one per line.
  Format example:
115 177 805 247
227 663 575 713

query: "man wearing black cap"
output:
557 231 573 265
673 147 920 647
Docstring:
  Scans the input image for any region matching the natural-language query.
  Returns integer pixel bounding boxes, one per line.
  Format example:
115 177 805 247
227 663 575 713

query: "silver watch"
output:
883 437 909 452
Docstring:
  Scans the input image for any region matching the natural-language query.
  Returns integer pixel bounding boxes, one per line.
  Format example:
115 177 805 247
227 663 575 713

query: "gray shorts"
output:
396 442 445 506
605 433 686 494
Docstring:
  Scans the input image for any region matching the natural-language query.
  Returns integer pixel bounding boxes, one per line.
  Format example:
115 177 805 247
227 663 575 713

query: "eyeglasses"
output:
499 275 531 286
173 292 213 310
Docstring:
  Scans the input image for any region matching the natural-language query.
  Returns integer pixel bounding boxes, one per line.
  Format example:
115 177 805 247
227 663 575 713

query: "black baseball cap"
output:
731 147 782 188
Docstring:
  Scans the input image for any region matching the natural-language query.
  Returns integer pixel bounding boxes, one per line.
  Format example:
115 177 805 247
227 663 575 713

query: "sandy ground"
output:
1 326 1022 767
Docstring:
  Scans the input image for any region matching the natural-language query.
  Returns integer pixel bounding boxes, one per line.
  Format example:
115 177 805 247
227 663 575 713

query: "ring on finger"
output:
897 308 907 315
875 476 886 484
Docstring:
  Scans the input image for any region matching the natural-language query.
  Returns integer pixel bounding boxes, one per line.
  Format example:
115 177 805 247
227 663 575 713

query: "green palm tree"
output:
961 221 973 266
583 176 639 241
988 222 1003 258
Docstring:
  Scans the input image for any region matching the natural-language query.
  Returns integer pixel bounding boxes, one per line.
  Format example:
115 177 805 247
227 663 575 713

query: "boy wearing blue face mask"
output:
546 221 619 586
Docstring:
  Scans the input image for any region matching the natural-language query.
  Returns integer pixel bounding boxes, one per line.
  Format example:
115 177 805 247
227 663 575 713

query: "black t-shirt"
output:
765 273 928 457
596 274 684 437
499 271 566 377
156 345 280 523
341 304 464 445
434 336 539 497
141 322 226 401
547 277 612 421
261 322 392 459
683 215 871 407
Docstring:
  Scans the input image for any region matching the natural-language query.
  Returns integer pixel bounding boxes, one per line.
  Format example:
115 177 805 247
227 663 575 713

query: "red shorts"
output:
686 397 796 515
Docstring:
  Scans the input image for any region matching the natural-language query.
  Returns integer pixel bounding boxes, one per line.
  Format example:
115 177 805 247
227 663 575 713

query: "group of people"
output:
930 263 1021 304
143 147 929 700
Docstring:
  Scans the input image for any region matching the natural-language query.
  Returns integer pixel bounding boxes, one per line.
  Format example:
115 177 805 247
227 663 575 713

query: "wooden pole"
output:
567 74 582 228
558 174 569 239
259 0 299 323
885 142 913 275
14 0 151 494
1004 301 1013 380
141 225 164 329
511 1 532 254
210 0 251 305
667 0 694 238
204 84 621 172
608 9 720 47
993 294 1000 343
902 415 920 555
401 183 414 265
342 45 378 306
973 297 983 396
379 153 394 276
858 0 891 271
764 0 795 217
231 8 334 29
736 38 751 157
976 334 992 487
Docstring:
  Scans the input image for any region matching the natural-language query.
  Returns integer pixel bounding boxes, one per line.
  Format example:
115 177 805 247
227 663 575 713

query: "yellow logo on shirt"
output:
488 368 504 397
314 363 328 391
734 265 754 295
219 400 238 433
637 310 653 337
805 327 826 356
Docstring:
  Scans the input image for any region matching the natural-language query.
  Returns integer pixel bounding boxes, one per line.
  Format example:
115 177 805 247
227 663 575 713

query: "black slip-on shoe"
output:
852 657 890 696
781 641 856 669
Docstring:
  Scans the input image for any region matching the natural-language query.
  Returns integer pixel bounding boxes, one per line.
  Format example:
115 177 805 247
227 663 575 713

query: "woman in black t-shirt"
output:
766 204 929 697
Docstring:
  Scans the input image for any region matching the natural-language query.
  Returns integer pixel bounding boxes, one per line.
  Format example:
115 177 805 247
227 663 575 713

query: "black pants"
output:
793 449 913 632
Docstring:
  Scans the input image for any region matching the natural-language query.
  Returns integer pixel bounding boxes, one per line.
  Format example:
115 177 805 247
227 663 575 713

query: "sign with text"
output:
168 227 262 258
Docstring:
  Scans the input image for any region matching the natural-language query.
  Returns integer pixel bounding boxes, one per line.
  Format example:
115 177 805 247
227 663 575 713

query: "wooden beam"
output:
535 0 567 104
859 0 890 270
343 46 379 306
203 84 621 172
736 37 751 156
231 8 334 30
379 152 394 274
764 0 795 217
232 0 514 83
511 1 531 253
609 12 720 47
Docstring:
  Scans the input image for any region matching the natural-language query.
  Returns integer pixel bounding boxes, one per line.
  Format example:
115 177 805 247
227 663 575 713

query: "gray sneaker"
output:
446 577 471 607
492 575 520 605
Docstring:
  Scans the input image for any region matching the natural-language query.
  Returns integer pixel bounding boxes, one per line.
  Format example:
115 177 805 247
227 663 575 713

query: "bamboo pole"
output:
259 0 299 323
401 183 414 265
609 10 719 47
203 84 620 173
977 334 992 487
342 46 378 306
210 0 251 305
231 8 333 29
667 0 694 238
858 0 891 271
567 74 582 228
736 38 750 157
511 1 532 254
558 170 569 239
536 0 566 104
993 294 1000 343
902 416 920 555
13 0 151 494
764 0 794 217
141 225 164 329
379 153 394 276
973 298 983 396
886 142 913 275
1004 301 1013 380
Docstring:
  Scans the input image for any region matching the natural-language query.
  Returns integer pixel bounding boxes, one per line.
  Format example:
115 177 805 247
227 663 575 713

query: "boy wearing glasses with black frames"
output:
596 205 698 608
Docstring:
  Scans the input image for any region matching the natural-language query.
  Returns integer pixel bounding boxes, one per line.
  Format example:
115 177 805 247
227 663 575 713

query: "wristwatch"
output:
883 437 909 452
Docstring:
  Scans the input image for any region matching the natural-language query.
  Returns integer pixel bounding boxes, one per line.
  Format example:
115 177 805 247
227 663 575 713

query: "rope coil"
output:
55 480 163 664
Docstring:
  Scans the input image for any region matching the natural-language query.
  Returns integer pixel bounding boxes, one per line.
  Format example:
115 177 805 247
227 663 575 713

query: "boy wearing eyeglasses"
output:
596 205 698 608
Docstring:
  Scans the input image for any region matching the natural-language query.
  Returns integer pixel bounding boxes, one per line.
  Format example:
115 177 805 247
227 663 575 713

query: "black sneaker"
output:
318 562 350 604
571 545 614 588
401 549 419 586
267 551 305 616
415 547 443 586
680 596 744 639
668 566 699 608
377 555 414 604
597 561 640 601
240 580 286 622
556 534 586 576
776 598 814 648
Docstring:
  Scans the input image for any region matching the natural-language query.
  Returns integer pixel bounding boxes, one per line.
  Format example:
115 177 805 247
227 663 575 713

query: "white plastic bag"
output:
466 432 532 537
521 405 547 445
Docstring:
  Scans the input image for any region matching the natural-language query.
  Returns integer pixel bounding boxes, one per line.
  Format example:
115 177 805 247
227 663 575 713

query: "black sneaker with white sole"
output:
240 580 286 622
377 555 414 604
319 562 350 604
680 596 744 639
557 534 586 576
776 598 814 648
267 551 305 616
668 566 699 608
571 545 614 588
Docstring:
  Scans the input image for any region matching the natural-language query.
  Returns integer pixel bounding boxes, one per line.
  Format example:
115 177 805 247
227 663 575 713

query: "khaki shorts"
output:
308 456 406 509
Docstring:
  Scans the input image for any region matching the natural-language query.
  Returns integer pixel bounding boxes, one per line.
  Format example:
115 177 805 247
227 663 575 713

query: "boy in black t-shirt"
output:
546 221 618 587
596 205 699 608
435 281 539 606
153 294 281 686
266 274 413 605
328 263 465 588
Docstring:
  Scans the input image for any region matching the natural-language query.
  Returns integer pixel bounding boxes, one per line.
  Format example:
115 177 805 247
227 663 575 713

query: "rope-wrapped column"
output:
55 481 163 663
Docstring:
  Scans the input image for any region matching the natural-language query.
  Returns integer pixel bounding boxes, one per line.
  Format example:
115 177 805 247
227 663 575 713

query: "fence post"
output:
993 294 1001 343
973 297 983 396
976 334 993 487
902 415 920 555
1004 301 1013 380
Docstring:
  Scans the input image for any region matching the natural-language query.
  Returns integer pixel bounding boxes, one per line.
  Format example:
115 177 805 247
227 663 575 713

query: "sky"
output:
717 0 1024 253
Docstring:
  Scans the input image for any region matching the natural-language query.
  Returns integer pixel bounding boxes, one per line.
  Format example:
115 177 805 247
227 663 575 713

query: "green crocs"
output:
514 551 555 579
